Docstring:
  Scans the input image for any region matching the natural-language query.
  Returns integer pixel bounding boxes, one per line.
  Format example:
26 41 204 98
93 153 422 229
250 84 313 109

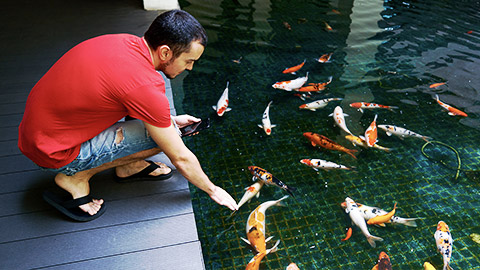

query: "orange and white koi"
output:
345 134 392 152
424 262 437 270
378 124 431 141
272 73 309 91
303 132 358 159
248 166 296 196
232 56 242 64
340 201 419 227
299 97 342 111
324 21 333 31
435 94 467 117
258 101 276 135
367 203 397 225
245 252 267 270
282 59 305 74
236 181 264 210
349 102 398 113
429 82 446 88
283 21 292 31
364 114 378 147
212 82 232 116
435 221 454 270
344 197 383 248
372 251 393 270
286 262 300 270
315 53 333 63
300 158 353 171
329 106 353 135
241 196 288 253
297 76 333 92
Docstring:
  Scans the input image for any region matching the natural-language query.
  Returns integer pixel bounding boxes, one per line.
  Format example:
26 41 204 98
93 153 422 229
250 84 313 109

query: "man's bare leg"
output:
54 148 167 215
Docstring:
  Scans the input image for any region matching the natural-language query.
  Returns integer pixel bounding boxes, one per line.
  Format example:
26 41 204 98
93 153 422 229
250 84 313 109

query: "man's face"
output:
161 41 204 79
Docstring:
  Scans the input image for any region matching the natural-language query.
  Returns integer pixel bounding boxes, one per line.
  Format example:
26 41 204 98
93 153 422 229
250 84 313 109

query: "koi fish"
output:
248 166 296 196
372 251 393 270
341 227 353 241
272 73 309 91
429 82 446 88
332 9 341 15
283 59 305 74
435 221 454 270
300 158 353 171
435 94 467 117
303 132 358 159
232 57 242 64
258 101 276 135
297 76 333 92
424 262 437 270
212 82 232 116
236 181 264 210
241 196 288 253
349 102 398 113
367 203 397 225
316 53 333 63
345 134 392 152
344 197 384 248
329 106 353 135
283 21 292 31
286 262 300 270
364 114 378 147
471 233 480 244
378 124 431 141
340 201 419 227
299 97 343 111
324 21 333 31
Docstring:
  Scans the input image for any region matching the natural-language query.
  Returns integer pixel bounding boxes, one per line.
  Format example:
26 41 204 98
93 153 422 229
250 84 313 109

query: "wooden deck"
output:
0 1 205 269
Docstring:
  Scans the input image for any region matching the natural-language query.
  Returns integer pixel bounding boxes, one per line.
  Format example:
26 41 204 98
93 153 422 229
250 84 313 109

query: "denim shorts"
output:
44 120 158 176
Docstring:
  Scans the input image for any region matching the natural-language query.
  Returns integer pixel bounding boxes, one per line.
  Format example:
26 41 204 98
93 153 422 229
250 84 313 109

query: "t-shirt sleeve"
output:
121 84 172 128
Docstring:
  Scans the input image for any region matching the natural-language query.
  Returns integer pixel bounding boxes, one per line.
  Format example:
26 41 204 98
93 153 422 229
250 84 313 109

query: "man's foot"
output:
54 173 104 216
115 160 172 178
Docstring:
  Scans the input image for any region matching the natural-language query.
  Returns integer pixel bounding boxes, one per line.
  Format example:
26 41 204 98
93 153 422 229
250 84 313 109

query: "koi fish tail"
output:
388 106 399 112
397 218 420 227
367 235 383 248
444 261 453 270
422 136 433 142
266 239 281 254
346 149 358 159
284 186 297 197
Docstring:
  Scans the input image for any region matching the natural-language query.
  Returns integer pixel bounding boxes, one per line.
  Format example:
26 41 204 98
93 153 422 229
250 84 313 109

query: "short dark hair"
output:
144 10 207 59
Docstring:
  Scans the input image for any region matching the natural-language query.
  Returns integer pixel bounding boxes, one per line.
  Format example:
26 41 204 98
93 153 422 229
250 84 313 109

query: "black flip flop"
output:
114 160 173 183
42 190 106 222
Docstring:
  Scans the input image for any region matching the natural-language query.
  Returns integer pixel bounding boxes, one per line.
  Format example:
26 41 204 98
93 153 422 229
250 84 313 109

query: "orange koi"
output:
303 132 358 159
332 9 341 15
316 53 333 63
297 76 332 92
429 82 446 88
435 94 468 117
282 59 306 74
324 21 333 31
367 203 397 225
364 114 378 147
467 30 473 34
372 251 393 270
341 227 353 241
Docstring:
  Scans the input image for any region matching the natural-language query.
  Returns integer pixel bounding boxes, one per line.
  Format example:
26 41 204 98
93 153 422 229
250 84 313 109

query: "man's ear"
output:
157 45 172 61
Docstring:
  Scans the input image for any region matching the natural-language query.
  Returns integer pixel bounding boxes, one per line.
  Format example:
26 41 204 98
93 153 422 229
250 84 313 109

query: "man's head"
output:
144 10 207 78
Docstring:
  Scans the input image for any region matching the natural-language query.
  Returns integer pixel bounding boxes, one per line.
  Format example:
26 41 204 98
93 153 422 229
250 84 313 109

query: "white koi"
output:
236 181 264 210
272 72 309 91
212 82 232 116
300 158 353 171
258 101 276 135
378 124 431 141
344 197 383 248
329 106 353 135
299 98 343 111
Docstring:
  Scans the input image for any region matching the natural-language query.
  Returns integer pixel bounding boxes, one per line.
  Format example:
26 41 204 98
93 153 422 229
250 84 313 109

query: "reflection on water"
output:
177 0 480 269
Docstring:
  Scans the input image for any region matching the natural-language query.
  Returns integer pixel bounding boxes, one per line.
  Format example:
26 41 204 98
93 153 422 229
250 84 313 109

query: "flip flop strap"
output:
135 160 160 177
62 195 93 209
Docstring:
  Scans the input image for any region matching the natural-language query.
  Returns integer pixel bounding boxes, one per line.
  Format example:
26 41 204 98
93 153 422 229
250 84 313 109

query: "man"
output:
18 9 238 221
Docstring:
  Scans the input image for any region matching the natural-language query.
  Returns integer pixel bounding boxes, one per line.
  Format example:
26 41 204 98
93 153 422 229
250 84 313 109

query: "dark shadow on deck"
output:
0 0 205 269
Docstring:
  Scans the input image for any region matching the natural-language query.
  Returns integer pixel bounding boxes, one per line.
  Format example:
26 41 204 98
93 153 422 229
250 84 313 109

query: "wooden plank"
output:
0 93 28 104
0 114 22 128
0 213 200 269
0 140 22 157
0 126 18 141
42 241 205 270
0 154 38 174
0 102 25 115
0 188 193 243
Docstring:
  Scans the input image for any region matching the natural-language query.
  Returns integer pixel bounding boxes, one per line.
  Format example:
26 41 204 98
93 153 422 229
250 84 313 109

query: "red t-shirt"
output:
18 34 171 168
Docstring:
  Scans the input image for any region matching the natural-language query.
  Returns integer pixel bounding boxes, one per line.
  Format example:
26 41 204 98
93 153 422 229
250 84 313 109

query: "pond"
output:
173 0 480 269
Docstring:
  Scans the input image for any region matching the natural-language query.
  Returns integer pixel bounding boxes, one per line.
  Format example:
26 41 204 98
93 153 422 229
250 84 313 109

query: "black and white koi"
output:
299 98 343 111
300 158 353 171
378 125 431 141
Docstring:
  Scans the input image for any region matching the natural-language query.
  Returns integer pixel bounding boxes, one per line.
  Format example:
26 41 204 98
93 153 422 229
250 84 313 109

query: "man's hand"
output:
172 114 200 128
209 185 239 211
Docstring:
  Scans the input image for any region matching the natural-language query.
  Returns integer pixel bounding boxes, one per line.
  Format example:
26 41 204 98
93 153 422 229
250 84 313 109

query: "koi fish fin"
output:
255 191 260 198
240 237 251 246
448 112 456 116
313 167 319 171
388 106 399 112
422 136 433 142
367 235 383 248
271 124 277 128
310 109 317 111
311 142 317 147
258 124 264 129
285 186 296 197
385 132 393 137
292 72 296 75
328 113 333 117
376 223 387 227
265 236 274 243
266 240 281 254
397 218 420 227
212 106 217 111
446 263 453 270
226 108 232 112
372 264 379 270
358 108 364 113
251 176 257 182
344 113 349 117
